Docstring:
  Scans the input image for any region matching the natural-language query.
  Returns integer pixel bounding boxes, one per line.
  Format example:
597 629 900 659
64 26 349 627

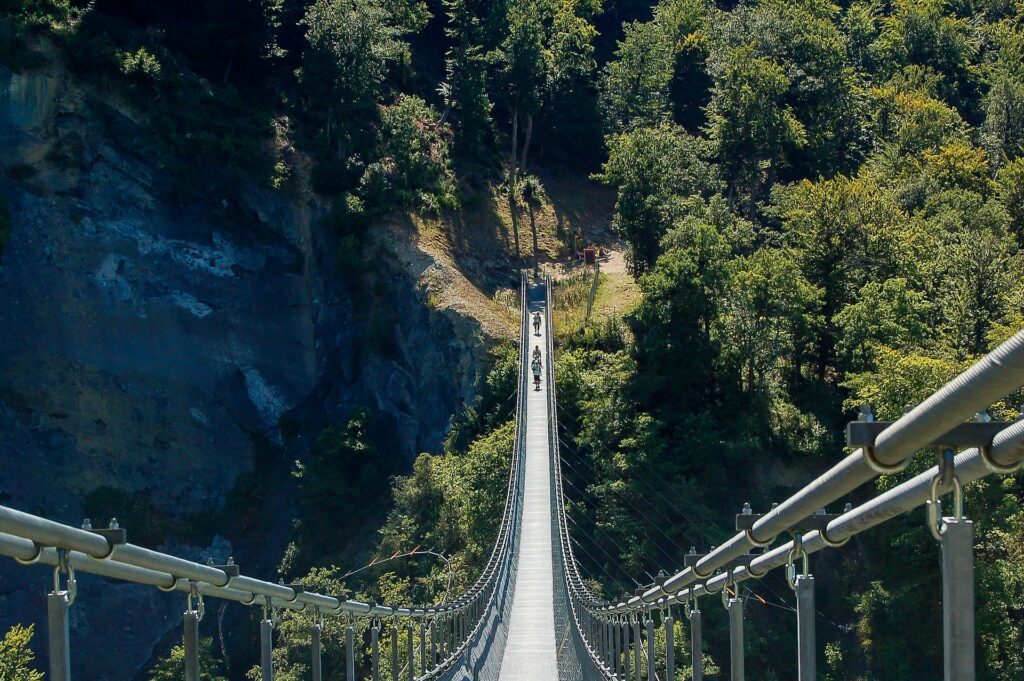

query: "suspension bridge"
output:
1 273 1023 681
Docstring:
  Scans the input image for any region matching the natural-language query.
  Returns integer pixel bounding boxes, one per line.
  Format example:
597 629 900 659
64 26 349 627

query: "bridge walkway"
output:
497 284 558 680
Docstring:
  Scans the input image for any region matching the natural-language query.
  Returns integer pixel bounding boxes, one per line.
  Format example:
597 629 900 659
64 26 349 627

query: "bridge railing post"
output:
47 593 71 681
260 618 274 681
183 581 203 681
47 549 74 681
646 611 655 681
391 621 399 681
688 604 702 681
941 517 975 680
346 619 356 681
728 596 744 681
183 610 200 681
618 614 626 679
664 606 675 681
406 621 415 681
310 621 322 681
419 620 427 676
606 614 614 671
795 575 815 681
633 614 642 681
618 614 626 675
371 619 381 681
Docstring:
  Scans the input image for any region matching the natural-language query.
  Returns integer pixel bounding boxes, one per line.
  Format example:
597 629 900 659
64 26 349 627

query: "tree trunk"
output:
326 109 332 155
222 52 235 85
509 108 521 258
748 167 759 219
519 113 534 174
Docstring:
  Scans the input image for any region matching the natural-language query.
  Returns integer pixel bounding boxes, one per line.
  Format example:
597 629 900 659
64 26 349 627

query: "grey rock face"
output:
0 63 482 679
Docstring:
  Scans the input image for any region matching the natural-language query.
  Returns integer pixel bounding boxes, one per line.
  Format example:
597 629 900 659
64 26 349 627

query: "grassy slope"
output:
375 171 623 342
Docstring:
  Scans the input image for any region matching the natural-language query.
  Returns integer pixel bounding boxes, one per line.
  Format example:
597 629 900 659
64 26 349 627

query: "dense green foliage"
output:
558 0 1024 677
149 638 227 681
4 0 1023 679
0 625 43 681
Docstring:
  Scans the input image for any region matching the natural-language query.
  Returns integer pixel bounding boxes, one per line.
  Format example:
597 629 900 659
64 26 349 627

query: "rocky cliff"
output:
0 55 496 679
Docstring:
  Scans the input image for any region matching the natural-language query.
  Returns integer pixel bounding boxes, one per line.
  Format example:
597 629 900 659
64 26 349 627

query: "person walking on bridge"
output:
532 355 542 390
533 311 542 335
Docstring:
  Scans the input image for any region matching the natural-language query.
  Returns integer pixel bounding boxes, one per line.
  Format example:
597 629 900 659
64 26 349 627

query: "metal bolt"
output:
81 518 92 531
688 546 697 555
741 502 752 515
974 411 991 423
771 502 779 510
844 503 853 513
227 557 235 566
108 518 119 529
859 404 875 422
815 508 826 516
904 403 915 415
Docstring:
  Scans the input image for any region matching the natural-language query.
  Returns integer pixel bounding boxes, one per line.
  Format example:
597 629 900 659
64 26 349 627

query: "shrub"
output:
0 624 43 680
372 94 458 212
119 46 161 86
149 637 226 681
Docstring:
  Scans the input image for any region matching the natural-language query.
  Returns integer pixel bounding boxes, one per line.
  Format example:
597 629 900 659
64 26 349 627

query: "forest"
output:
1 0 1023 677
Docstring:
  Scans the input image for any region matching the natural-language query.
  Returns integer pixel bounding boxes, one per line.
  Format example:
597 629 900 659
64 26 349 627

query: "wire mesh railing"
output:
0 275 533 681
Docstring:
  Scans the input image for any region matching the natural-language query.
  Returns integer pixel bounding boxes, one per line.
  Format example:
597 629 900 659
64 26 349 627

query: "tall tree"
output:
705 44 806 217
300 0 406 164
597 123 720 275
495 0 547 257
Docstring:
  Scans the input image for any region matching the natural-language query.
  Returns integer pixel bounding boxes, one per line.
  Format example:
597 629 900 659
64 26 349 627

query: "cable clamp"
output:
720 571 736 610
786 533 810 591
862 445 911 475
927 447 963 541
53 548 77 606
188 580 205 622
14 541 43 566
980 445 1022 475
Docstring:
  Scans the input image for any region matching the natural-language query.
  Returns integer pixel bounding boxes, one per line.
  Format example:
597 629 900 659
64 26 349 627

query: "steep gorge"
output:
0 53 497 679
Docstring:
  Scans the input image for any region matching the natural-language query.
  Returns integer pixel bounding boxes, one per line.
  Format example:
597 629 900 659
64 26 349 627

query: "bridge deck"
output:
497 290 558 680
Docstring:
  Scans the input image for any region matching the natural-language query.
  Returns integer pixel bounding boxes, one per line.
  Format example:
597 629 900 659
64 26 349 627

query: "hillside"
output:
1 0 1023 679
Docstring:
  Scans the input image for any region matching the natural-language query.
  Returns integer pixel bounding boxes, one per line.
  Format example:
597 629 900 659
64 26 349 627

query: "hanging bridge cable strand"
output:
556 433 708 553
747 588 848 632
559 469 679 572
558 453 684 571
554 410 721 547
557 439 701 562
564 512 643 587
567 533 641 590
560 475 678 578
561 413 850 633
556 423 722 550
554 404 726 540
